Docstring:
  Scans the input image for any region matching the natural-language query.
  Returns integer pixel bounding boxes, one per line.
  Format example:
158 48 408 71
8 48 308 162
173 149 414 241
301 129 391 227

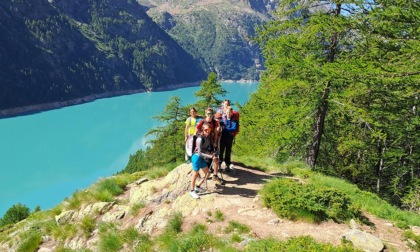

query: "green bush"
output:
261 178 359 223
0 203 30 227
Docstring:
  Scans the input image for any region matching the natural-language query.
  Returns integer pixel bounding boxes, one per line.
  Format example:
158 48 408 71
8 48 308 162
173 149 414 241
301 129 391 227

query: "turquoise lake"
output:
0 82 258 216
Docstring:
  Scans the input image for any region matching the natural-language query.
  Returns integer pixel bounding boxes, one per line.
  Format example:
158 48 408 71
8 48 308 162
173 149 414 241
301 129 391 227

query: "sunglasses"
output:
206 112 213 115
203 128 211 133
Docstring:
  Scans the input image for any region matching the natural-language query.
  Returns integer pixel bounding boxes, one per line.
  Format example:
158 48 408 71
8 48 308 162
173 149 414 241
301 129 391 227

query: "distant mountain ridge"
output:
0 0 272 113
0 0 206 111
139 0 274 80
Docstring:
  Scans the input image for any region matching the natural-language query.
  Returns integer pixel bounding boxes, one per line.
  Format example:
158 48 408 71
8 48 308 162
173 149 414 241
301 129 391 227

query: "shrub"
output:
261 178 359 223
0 203 30 227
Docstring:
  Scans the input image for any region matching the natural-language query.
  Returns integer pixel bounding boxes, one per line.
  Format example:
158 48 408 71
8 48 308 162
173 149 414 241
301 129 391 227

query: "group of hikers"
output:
184 99 239 199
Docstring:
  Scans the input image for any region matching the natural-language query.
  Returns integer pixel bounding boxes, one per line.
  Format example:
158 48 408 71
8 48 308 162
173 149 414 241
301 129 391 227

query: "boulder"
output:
344 229 384 252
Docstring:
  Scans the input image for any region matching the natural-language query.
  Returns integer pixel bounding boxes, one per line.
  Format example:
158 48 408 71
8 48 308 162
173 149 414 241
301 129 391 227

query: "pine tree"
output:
194 72 227 112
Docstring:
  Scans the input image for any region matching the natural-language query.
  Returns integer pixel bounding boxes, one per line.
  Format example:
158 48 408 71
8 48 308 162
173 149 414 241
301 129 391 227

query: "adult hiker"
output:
196 108 223 178
189 123 223 199
185 107 199 141
196 107 218 150
219 106 238 172
185 107 200 163
217 99 230 118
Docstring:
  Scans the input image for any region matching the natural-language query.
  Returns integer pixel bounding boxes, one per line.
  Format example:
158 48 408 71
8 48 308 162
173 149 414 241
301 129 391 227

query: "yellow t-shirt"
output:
186 117 198 136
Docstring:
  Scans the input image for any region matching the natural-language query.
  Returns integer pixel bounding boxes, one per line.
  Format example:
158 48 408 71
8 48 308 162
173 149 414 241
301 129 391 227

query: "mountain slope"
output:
0 163 415 251
138 0 275 81
0 0 206 111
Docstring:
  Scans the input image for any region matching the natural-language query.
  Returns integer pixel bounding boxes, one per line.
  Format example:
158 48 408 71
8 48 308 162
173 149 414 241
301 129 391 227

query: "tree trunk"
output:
306 4 341 168
307 85 330 167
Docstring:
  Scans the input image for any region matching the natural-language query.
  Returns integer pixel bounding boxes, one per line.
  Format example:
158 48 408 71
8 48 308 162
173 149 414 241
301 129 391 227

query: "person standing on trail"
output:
185 107 199 141
196 108 218 150
219 106 237 172
185 107 200 163
190 123 223 199
217 99 230 119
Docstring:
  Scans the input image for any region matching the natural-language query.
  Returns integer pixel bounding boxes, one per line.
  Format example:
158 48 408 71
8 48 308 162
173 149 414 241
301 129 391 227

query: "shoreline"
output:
0 80 258 119
0 82 199 119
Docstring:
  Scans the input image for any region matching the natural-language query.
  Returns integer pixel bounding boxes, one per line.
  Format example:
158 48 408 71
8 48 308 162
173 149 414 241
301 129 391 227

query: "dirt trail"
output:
179 162 413 251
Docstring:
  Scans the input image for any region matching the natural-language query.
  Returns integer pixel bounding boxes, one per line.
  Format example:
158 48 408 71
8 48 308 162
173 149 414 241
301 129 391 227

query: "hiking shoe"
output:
189 190 200 199
194 186 206 193
212 175 223 185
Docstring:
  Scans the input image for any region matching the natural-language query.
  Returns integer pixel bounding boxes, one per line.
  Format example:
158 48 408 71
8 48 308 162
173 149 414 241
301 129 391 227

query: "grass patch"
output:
244 236 361 251
404 230 420 251
159 223 232 252
16 231 42 252
225 220 251 234
215 210 225 222
146 163 180 180
130 201 145 215
166 212 183 234
80 215 96 238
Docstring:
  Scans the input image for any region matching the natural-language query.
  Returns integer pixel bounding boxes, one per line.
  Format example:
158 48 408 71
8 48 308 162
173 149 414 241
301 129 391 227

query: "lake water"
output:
0 82 258 216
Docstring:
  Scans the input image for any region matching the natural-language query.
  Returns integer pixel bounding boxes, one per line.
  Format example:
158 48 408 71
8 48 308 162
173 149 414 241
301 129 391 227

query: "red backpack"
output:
231 110 240 136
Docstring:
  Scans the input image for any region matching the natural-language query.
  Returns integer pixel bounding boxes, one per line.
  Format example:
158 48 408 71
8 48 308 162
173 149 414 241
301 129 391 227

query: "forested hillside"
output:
138 0 274 81
0 0 206 111
236 0 420 212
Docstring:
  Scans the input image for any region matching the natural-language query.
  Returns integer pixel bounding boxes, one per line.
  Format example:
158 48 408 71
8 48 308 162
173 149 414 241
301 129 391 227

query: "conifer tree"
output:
194 72 227 112
145 96 186 164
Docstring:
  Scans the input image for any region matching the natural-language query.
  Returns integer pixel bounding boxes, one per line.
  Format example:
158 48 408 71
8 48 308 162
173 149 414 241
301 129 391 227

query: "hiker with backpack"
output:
189 123 223 199
195 108 219 150
219 106 238 172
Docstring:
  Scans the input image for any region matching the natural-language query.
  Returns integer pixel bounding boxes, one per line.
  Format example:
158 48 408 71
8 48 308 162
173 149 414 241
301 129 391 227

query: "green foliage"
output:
63 173 138 209
156 6 263 81
166 212 183 234
261 178 359 223
245 236 360 252
158 223 230 252
404 230 420 251
98 223 123 252
215 210 225 222
225 220 251 234
194 72 227 111
16 230 42 252
0 203 30 227
80 216 96 238
237 0 420 210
